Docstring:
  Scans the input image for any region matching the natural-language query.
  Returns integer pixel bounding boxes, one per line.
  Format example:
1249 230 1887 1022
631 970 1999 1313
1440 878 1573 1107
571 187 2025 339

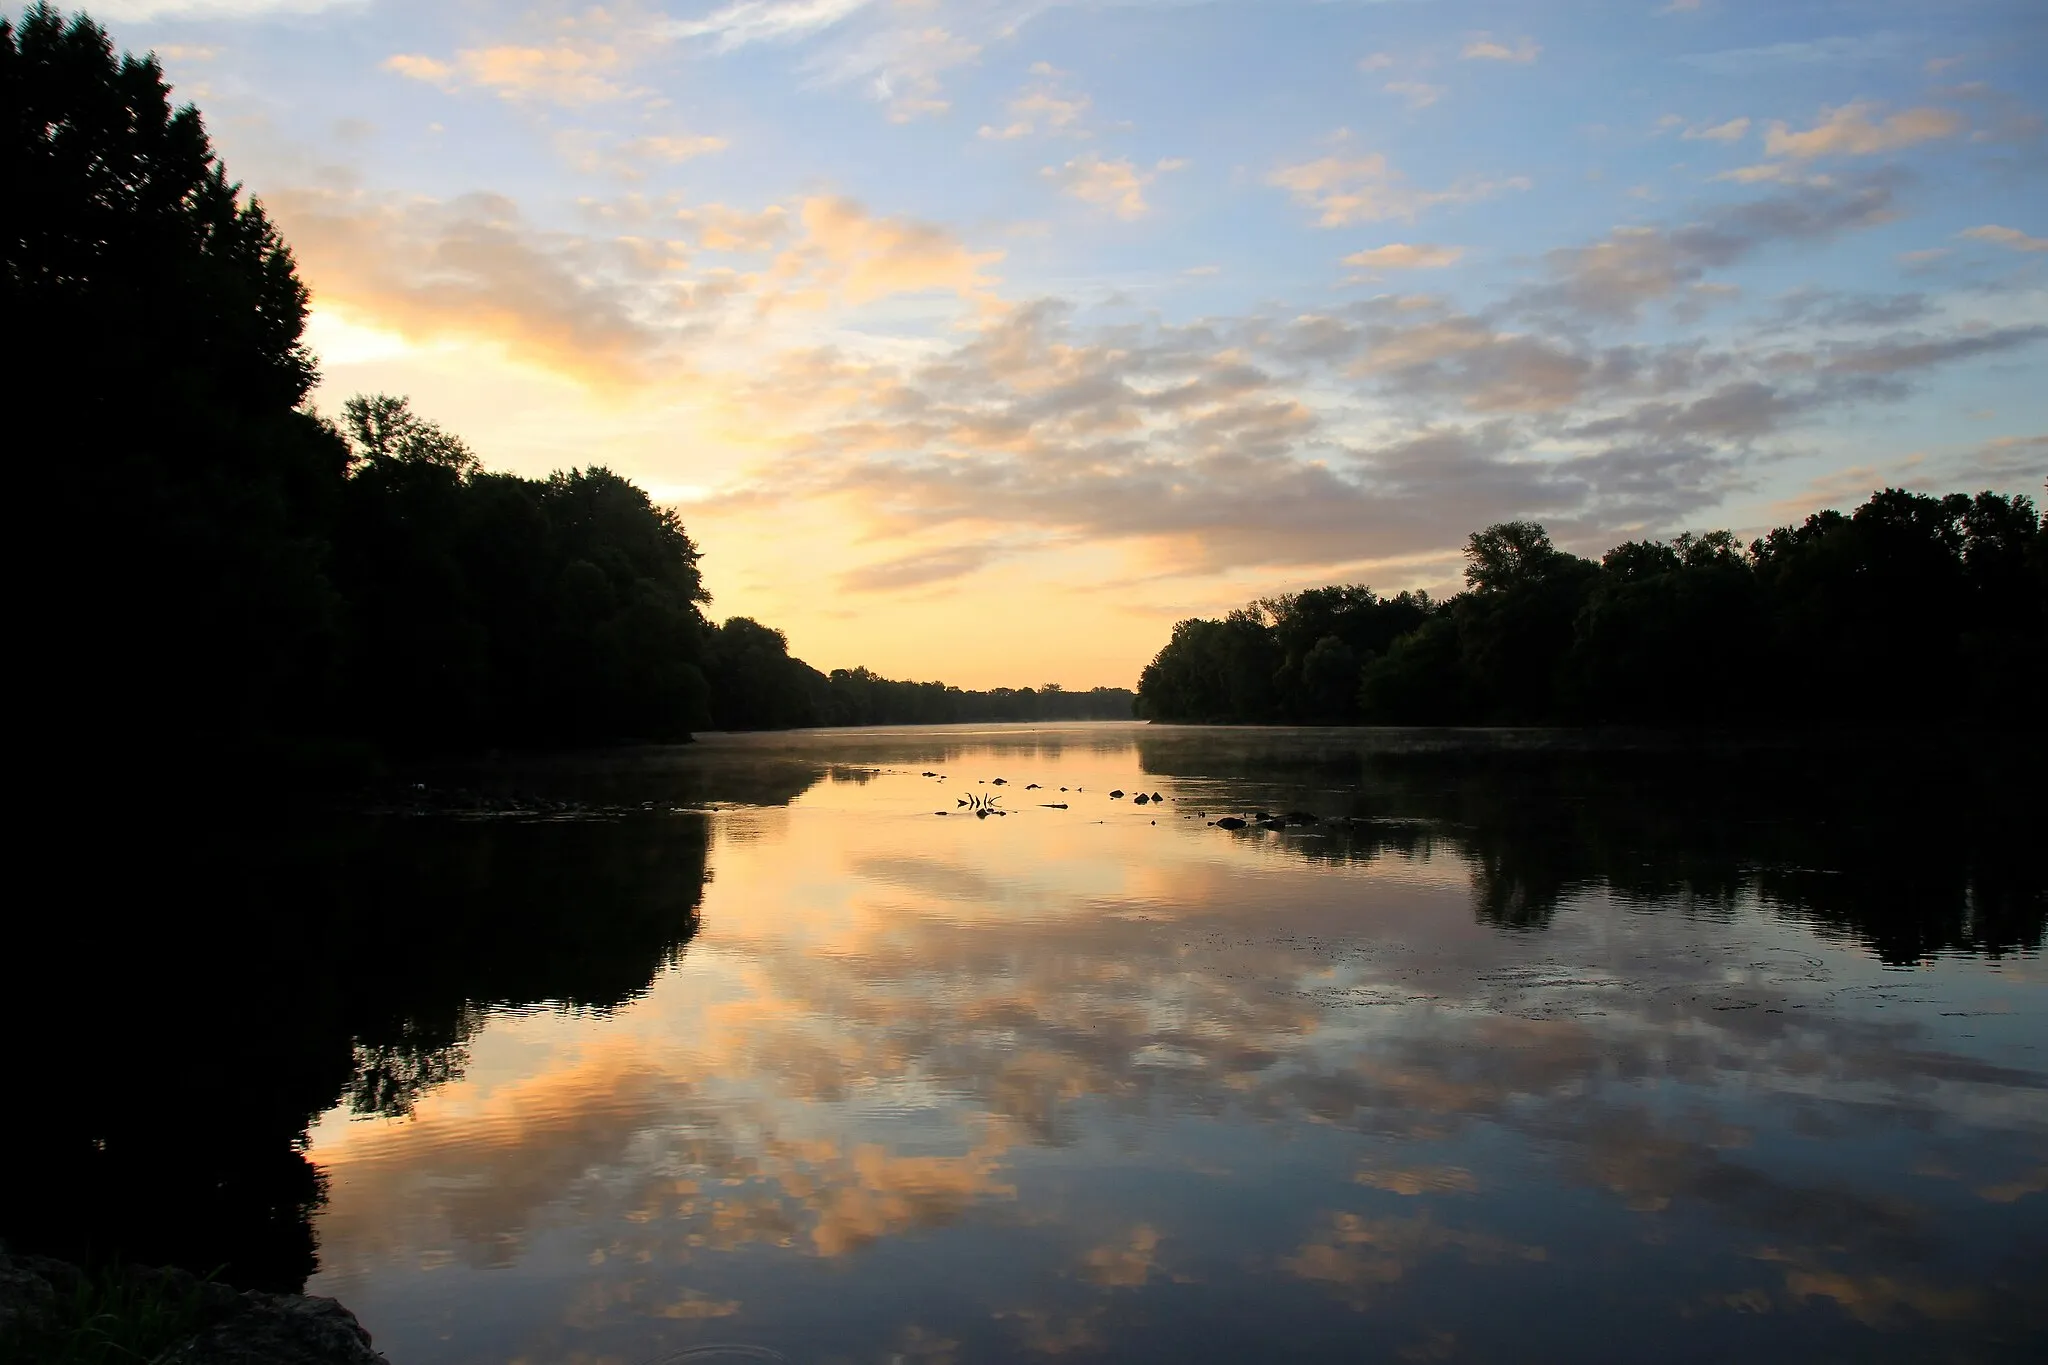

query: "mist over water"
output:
10 724 2043 1362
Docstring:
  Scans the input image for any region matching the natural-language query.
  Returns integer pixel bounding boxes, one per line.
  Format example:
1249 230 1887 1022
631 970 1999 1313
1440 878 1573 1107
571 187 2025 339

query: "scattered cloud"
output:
384 43 638 106
556 130 730 178
841 545 999 592
1345 244 1464 270
1044 153 1185 220
684 204 792 252
1271 141 1529 227
1384 82 1446 111
1683 117 1750 143
1764 101 1964 159
1959 224 2048 252
769 196 1002 305
1520 176 1900 322
1359 52 1395 72
855 25 981 122
980 63 1093 140
665 0 875 52
1461 34 1540 64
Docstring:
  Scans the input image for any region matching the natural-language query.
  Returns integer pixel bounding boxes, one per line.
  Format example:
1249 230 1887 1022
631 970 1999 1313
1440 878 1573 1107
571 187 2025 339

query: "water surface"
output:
15 724 2046 1363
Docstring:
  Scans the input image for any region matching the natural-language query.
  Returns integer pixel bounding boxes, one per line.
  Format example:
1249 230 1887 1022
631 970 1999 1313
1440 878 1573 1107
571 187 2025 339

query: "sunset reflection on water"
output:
302 726 2047 1364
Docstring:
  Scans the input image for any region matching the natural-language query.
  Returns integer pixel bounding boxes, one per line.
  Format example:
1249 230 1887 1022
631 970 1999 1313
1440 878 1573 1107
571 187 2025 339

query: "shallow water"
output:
13 724 2044 1362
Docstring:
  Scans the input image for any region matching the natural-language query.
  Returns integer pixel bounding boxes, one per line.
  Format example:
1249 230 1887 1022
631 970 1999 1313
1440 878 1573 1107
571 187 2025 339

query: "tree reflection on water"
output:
2 727 2039 1355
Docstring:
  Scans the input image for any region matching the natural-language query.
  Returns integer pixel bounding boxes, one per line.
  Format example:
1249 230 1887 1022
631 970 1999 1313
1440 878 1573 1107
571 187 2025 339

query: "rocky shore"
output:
0 1254 383 1364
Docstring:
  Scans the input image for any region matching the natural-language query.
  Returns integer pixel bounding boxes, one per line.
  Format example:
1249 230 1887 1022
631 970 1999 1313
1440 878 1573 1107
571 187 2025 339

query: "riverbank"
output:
0 1254 382 1364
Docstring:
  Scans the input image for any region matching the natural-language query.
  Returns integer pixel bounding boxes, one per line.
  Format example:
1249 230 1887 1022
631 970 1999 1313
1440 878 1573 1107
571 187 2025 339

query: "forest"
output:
4 8 1129 773
1137 496 2048 726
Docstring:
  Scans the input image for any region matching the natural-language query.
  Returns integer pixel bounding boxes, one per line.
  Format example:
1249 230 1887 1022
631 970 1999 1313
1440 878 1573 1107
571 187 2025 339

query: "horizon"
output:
91 0 2047 689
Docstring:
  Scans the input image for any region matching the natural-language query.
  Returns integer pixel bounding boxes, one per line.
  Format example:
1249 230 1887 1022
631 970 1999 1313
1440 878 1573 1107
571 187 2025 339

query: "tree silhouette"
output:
1141 492 2047 728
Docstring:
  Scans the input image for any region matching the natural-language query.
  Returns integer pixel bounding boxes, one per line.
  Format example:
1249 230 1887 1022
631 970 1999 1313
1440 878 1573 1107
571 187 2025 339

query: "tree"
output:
6 6 346 769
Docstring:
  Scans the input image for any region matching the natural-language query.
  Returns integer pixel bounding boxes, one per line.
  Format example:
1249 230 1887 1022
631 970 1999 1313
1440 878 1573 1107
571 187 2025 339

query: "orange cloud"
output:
1271 144 1528 227
768 196 1003 307
385 42 638 105
268 186 666 387
1345 243 1464 269
1043 153 1186 220
1959 223 2048 252
1764 101 1963 158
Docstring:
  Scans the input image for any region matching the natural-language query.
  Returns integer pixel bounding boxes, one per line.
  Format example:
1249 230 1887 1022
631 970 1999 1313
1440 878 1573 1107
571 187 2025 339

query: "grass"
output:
4 1262 221 1365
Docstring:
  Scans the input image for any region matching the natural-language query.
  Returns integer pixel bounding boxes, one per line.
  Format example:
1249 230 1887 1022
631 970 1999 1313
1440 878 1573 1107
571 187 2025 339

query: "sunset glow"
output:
108 0 2046 685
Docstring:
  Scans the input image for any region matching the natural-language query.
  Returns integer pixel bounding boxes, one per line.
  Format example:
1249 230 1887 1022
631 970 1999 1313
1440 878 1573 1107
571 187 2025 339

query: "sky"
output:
90 0 2048 687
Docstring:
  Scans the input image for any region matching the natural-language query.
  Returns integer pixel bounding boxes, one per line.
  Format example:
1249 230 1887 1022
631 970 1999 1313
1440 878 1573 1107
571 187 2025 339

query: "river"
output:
11 724 2045 1362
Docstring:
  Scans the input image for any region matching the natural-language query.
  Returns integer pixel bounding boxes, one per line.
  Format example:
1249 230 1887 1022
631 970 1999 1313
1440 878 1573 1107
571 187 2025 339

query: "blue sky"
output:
88 0 2048 685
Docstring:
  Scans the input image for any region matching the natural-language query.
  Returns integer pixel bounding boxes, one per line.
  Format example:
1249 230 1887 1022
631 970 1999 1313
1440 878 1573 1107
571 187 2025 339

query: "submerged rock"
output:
1214 817 1247 830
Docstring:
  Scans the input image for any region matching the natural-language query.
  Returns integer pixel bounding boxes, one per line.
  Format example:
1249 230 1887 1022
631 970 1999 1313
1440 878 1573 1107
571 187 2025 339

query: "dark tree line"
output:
5 8 1127 776
1138 491 2047 727
705 618 1133 728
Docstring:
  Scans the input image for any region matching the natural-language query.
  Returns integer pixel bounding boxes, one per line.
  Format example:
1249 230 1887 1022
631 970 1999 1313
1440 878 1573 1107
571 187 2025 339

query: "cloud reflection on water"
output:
305 728 2048 1363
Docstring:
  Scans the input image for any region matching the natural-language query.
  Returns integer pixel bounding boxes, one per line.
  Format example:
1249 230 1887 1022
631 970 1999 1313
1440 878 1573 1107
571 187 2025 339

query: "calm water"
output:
12 725 2047 1362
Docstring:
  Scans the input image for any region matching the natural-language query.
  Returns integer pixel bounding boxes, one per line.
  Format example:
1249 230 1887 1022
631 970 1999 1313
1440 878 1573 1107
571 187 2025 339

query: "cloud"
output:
385 43 638 106
1270 144 1529 227
1683 117 1750 143
91 0 342 15
1764 101 1964 159
854 25 981 122
1959 224 2048 252
1521 176 1899 321
268 187 669 384
769 196 1003 305
666 0 876 51
713 302 1757 573
1383 82 1446 111
1461 34 1540 64
684 204 792 252
1816 325 2048 378
1344 244 1464 270
840 545 999 592
980 64 1093 140
1044 154 1184 220
1359 52 1394 72
1681 34 1908 75
555 130 730 178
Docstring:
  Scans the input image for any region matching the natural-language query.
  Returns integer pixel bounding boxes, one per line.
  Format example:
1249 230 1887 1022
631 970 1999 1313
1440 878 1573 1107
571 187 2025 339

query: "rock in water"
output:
1215 817 1247 830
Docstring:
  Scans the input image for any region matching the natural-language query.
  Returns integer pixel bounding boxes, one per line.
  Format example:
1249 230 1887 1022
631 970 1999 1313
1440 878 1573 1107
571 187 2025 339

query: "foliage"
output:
1140 491 2048 727
1136 589 1432 723
704 627 1136 730
7 5 346 761
331 396 714 747
0 1260 219 1365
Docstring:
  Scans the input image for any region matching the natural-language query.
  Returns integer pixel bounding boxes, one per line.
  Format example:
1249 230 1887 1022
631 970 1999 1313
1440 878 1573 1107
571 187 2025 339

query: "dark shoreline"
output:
0 1252 383 1364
